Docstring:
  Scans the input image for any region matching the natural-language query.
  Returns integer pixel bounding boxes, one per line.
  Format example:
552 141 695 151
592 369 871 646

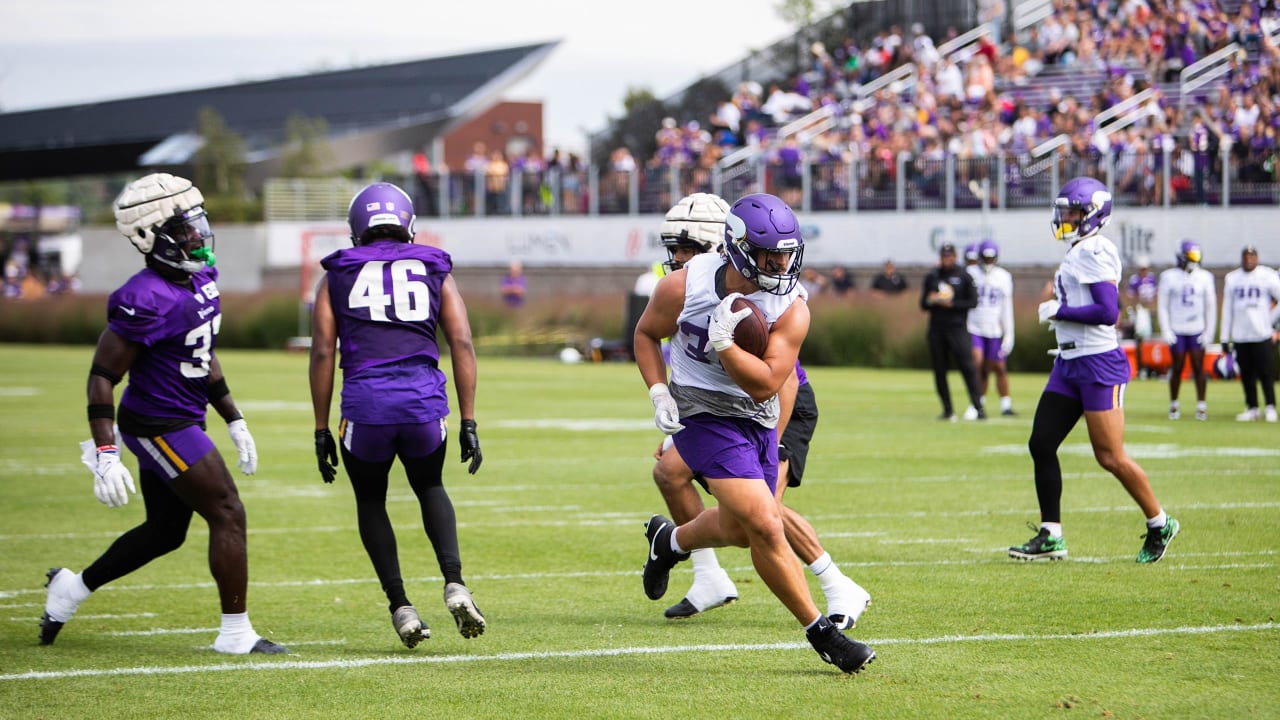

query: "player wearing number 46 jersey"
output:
309 182 486 648
41 173 286 655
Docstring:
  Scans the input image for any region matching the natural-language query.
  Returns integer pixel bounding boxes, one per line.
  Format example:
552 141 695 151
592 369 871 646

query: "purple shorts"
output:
123 425 215 481
672 413 779 494
1171 334 1205 355
340 417 446 463
972 334 1006 362
1044 347 1132 412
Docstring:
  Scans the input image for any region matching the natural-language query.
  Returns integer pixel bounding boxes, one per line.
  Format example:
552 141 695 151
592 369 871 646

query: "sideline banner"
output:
268 206 1279 270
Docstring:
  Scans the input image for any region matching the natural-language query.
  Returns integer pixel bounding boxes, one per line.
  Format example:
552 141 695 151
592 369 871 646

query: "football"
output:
730 296 770 358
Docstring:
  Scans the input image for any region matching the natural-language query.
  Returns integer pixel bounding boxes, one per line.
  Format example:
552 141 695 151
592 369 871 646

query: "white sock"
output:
65 572 91 603
807 551 834 578
689 547 721 575
803 614 824 631
1196 401 1207 412
212 612 260 654
1170 400 1180 411
1146 511 1167 529
1041 522 1063 538
1001 396 1013 412
670 527 685 555
45 569 91 622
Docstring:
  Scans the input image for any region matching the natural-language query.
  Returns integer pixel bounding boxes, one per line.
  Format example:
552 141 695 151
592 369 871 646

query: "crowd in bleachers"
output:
637 0 1280 209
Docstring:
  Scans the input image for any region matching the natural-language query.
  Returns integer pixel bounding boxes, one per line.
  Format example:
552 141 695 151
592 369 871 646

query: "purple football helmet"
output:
1051 176 1112 243
348 182 416 245
1176 239 1202 269
979 239 999 262
723 193 804 295
963 243 979 263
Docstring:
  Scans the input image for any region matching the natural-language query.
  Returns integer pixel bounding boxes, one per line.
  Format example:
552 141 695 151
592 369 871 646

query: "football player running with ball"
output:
309 182 486 648
634 193 874 674
43 173 286 654
647 193 871 630
1009 176 1179 564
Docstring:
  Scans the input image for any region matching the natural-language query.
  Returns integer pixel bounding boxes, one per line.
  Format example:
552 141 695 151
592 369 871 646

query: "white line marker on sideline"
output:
10 612 156 622
3 623 1274 682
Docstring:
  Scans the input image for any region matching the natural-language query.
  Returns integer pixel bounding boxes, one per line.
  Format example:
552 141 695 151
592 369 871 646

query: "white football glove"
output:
227 418 257 475
82 443 136 508
1038 299 1061 324
1162 331 1176 347
1000 336 1014 357
649 383 684 435
707 292 753 353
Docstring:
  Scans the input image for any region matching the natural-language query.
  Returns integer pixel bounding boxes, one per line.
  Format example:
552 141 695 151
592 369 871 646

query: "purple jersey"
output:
795 360 808 387
110 266 221 423
321 241 452 424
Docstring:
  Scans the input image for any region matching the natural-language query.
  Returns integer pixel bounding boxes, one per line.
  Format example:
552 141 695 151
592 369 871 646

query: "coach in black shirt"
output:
920 243 985 421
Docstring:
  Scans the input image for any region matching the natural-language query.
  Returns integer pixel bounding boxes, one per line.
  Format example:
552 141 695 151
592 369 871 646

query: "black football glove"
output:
459 419 482 474
315 428 338 484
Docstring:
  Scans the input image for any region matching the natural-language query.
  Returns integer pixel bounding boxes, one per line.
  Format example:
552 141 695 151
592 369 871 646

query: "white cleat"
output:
1266 406 1278 423
1236 408 1260 422
444 583 486 639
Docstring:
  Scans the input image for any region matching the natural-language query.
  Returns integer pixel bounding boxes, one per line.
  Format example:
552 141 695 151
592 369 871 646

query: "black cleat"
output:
38 613 64 646
663 595 737 619
642 514 689 601
249 637 289 654
39 568 67 646
1001 408 1018 417
806 616 876 674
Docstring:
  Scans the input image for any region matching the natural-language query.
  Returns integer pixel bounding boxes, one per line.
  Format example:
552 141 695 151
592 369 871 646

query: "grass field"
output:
1 344 1277 719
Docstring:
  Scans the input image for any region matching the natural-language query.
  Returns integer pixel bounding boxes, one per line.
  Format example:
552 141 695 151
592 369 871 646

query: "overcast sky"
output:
0 0 800 157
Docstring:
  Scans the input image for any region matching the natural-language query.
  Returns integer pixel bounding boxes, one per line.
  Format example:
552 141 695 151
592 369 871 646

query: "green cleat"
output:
1008 526 1068 561
1137 516 1180 563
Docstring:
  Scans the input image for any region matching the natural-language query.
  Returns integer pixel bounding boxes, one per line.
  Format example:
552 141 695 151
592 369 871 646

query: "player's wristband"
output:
96 444 119 454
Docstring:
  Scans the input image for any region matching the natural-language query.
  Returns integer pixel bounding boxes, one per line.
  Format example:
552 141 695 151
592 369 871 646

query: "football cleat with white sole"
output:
1236 408 1260 422
392 605 428 648
1008 526 1068 561
444 583 486 639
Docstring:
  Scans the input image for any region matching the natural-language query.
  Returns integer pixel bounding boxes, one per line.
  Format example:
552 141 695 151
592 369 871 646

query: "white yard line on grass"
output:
0 549 1273 599
5 500 1278 543
3 623 1275 682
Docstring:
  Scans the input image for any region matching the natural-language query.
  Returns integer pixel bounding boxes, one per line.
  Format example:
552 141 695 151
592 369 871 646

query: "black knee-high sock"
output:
403 445 463 586
340 448 409 612
82 471 193 590
1027 391 1083 524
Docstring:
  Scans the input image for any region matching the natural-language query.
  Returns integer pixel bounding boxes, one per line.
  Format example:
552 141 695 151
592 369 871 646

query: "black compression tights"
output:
82 471 193 591
1027 391 1085 524
340 443 463 612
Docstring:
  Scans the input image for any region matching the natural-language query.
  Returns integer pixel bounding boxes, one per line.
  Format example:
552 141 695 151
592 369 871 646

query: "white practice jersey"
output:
1156 267 1216 338
667 253 805 426
967 264 1015 340
1051 234 1122 359
1220 266 1280 343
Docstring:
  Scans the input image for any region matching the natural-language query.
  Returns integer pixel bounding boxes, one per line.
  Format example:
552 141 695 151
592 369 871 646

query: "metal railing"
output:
263 147 1279 222
1179 42 1241 108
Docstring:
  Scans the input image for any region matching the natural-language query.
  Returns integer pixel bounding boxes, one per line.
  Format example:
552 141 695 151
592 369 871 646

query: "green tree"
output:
279 114 333 178
192 106 246 198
